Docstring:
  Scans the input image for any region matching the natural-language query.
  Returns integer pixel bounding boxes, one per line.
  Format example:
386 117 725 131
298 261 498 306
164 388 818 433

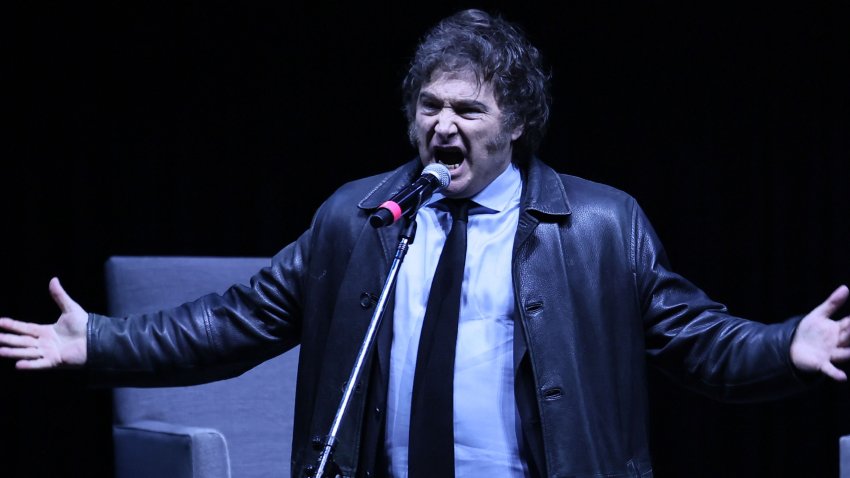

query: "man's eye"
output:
419 102 440 113
457 108 483 118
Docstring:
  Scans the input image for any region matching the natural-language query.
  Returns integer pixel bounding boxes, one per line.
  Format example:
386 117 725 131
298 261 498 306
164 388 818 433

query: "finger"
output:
15 357 53 370
0 347 43 359
812 285 850 318
0 332 39 348
831 348 850 362
0 318 42 337
836 317 850 345
49 277 78 314
819 362 848 381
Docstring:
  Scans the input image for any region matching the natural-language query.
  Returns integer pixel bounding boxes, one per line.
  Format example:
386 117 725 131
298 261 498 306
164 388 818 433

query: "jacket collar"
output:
357 159 423 211
520 156 572 219
356 157 573 219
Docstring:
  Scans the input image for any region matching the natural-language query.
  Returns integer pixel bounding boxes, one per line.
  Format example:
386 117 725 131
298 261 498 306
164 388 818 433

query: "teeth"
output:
434 148 464 170
436 160 460 169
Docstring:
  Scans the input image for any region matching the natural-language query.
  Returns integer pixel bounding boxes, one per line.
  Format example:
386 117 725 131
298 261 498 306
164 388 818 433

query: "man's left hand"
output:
790 285 850 381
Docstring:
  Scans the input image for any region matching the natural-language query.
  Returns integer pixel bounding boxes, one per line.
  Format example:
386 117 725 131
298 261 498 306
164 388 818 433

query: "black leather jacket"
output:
88 157 811 478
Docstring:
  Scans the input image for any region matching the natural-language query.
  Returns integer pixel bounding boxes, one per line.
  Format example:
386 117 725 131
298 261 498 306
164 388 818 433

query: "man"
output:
1 8 848 478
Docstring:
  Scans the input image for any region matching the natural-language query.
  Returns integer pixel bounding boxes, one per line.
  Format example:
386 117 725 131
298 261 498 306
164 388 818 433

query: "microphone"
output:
369 163 451 228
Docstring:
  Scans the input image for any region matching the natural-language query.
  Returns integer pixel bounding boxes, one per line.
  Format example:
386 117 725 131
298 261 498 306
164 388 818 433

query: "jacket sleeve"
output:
86 229 311 387
632 200 817 402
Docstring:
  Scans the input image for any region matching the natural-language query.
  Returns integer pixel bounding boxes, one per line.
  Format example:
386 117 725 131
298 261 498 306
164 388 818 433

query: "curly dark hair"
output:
402 9 552 165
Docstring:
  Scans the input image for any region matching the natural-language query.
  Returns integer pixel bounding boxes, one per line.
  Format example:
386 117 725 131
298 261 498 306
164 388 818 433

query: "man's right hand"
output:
0 277 89 369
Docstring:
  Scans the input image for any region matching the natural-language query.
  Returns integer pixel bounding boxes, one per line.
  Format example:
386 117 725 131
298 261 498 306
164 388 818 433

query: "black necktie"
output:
408 198 472 478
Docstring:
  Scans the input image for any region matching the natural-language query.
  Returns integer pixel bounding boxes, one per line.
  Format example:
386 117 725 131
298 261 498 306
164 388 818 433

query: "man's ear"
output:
510 124 524 141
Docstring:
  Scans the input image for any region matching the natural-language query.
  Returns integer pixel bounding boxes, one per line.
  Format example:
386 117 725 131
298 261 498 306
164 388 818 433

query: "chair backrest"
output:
105 255 298 478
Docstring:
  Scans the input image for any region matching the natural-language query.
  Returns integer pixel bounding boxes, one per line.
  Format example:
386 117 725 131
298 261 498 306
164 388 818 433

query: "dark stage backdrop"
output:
2 2 848 477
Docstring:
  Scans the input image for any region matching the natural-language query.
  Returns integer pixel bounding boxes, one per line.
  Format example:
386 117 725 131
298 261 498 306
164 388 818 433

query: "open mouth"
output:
434 148 465 169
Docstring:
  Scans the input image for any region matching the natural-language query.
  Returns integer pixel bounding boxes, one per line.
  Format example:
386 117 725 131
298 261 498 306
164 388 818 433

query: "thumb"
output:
48 277 79 314
811 285 849 319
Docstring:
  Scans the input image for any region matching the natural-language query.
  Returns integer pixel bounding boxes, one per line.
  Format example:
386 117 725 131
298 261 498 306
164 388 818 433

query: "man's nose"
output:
434 110 458 137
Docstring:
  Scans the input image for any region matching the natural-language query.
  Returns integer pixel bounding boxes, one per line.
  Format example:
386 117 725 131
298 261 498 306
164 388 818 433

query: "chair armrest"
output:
841 435 849 478
113 420 230 478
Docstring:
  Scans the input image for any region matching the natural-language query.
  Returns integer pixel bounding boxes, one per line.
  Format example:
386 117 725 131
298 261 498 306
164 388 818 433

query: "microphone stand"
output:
309 215 418 478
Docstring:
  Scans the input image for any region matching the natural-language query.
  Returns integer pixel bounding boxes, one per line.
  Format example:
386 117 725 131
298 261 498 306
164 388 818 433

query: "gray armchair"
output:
104 255 299 478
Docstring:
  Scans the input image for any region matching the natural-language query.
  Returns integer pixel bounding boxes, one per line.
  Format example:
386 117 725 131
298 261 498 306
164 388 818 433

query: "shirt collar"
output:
428 163 522 214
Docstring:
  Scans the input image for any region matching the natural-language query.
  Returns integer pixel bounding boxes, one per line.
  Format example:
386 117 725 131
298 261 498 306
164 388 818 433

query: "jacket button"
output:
360 292 377 308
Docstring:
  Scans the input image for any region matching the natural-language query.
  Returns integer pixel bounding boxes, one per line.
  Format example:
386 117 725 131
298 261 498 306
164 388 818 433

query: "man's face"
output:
412 70 523 198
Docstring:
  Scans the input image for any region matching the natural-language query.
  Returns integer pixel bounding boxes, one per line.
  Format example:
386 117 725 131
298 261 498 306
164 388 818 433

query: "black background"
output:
2 2 849 477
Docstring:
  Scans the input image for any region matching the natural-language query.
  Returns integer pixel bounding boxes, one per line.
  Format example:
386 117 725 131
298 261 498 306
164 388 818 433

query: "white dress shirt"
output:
385 163 526 477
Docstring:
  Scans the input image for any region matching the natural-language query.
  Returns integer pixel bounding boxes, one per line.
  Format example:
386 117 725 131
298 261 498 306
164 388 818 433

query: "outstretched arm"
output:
790 284 850 381
0 277 88 369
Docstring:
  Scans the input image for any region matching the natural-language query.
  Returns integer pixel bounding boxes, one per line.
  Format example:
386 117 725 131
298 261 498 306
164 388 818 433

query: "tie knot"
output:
440 198 472 223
